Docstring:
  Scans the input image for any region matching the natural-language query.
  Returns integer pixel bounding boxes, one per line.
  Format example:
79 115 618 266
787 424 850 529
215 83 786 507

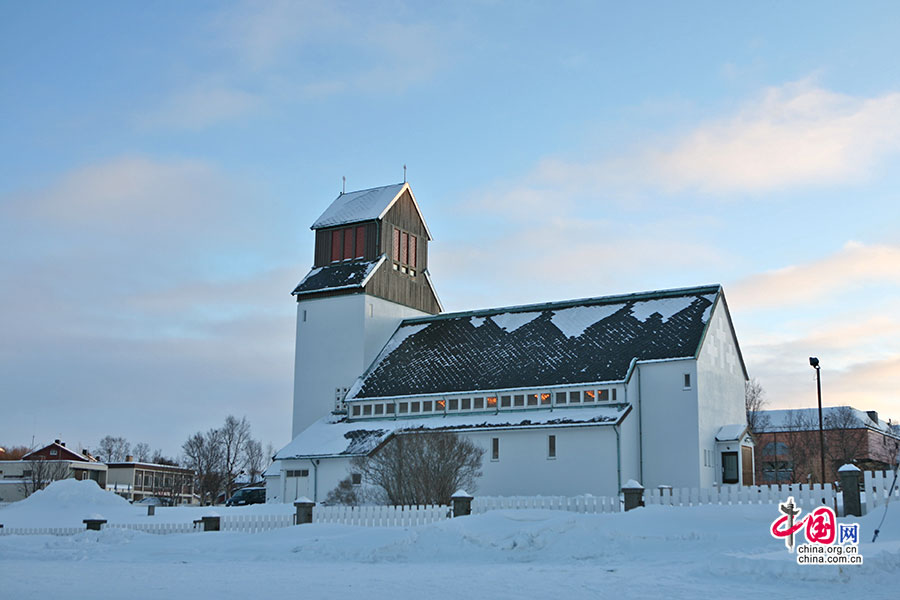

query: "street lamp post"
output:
809 357 826 484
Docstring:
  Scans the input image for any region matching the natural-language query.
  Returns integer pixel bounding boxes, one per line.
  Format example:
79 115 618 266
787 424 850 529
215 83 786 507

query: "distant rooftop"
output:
754 406 898 435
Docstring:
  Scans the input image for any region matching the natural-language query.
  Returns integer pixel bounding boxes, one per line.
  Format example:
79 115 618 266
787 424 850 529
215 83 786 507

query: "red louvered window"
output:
409 234 416 269
330 229 342 263
392 228 400 262
330 225 367 262
343 227 354 260
355 226 365 259
391 227 417 276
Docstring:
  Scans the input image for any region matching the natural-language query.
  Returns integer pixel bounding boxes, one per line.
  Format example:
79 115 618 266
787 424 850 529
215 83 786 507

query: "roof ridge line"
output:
401 284 722 324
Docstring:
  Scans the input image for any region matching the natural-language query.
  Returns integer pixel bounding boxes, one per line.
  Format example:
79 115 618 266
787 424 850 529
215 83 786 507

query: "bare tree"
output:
244 439 265 483
782 410 819 483
352 432 484 505
19 458 69 498
0 445 31 460
825 407 866 473
220 415 252 499
324 476 361 506
745 378 769 434
151 449 178 466
95 436 131 463
133 442 151 462
182 429 225 505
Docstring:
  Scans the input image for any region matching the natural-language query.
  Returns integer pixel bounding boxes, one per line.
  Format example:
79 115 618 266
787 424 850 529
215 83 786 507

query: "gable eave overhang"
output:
693 287 749 381
376 182 434 241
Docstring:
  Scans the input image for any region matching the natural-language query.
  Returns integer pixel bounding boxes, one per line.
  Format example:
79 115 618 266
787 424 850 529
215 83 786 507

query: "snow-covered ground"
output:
1 480 898 599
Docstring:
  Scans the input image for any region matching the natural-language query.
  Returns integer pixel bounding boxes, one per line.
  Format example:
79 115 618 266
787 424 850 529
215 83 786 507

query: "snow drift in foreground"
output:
1 480 899 599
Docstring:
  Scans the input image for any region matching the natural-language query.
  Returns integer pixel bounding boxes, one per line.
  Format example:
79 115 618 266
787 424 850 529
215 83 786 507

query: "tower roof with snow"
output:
349 284 745 400
310 182 432 238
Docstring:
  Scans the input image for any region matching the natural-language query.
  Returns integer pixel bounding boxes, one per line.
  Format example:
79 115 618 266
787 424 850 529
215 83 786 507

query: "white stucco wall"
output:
696 299 748 487
270 456 357 504
292 294 429 437
637 359 700 490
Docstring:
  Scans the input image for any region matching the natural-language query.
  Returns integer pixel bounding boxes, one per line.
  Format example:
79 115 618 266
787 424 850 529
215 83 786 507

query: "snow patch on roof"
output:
470 316 486 328
550 304 622 338
312 183 406 229
630 297 698 322
491 312 540 333
715 424 748 442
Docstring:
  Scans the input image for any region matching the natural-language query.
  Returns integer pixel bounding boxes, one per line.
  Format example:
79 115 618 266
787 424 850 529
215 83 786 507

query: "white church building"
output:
266 183 752 503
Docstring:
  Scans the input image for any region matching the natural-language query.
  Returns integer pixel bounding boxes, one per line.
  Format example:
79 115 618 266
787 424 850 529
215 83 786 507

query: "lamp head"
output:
809 356 820 368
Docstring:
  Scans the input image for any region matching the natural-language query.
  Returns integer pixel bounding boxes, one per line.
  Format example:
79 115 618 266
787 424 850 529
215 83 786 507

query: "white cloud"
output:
140 83 262 130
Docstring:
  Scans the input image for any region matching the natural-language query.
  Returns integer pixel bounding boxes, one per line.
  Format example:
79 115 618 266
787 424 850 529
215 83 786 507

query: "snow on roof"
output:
349 286 720 400
715 424 748 442
292 256 384 296
275 406 629 459
754 406 897 434
311 183 407 229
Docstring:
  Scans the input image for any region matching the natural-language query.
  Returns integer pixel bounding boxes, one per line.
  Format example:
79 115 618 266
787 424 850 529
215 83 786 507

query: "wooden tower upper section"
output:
292 183 442 315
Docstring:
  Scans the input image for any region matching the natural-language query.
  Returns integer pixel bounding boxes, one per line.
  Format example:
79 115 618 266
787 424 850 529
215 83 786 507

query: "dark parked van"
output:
226 487 266 506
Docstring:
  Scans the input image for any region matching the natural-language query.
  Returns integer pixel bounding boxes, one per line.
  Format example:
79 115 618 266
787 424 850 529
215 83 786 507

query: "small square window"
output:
423 401 432 412
491 438 499 461
584 390 596 402
487 396 497 408
514 394 524 407
500 396 511 408
386 404 395 414
399 402 409 414
683 373 691 389
374 404 384 415
448 398 459 410
363 405 372 416
569 391 581 403
351 473 362 485
555 392 567 404
473 397 484 409
540 393 551 405
461 398 471 410
527 394 538 406
352 405 361 416
598 389 609 401
436 399 445 411
410 401 420 413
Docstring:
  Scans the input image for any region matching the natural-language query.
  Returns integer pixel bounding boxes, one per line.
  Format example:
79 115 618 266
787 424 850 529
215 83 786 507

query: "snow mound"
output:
17 479 130 511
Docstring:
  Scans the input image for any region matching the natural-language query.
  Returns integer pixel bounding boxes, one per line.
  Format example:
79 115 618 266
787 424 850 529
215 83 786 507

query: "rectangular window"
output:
527 394 538 406
398 402 409 414
448 398 458 410
400 231 409 264
722 452 739 484
555 391 567 404
352 405 361 416
363 404 372 416
598 389 609 401
423 400 432 412
548 435 556 459
491 438 499 461
385 404 395 414
374 404 384 415
500 395 510 408
355 226 365 259
351 473 362 485
612 388 617 401
436 399 445 411
584 390 596 402
684 373 692 389
391 227 417 276
540 393 551 405
409 234 416 268
514 394 524 407
343 227 354 260
473 397 484 409
487 396 497 408
331 229 342 262
461 398 471 410
569 391 581 403
393 228 400 261
410 401 420 413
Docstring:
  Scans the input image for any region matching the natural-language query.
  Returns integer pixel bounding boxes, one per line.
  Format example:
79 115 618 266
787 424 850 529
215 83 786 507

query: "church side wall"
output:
696 300 747 487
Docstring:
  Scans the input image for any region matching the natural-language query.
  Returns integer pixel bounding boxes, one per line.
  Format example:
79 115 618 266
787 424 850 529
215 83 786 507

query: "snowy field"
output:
1 481 898 599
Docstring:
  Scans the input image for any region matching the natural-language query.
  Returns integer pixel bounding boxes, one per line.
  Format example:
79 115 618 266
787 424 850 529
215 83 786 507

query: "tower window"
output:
392 227 418 276
330 226 366 262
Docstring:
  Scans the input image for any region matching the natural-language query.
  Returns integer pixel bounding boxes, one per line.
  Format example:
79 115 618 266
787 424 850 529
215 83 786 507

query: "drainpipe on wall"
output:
614 425 622 493
309 459 319 503
636 364 644 484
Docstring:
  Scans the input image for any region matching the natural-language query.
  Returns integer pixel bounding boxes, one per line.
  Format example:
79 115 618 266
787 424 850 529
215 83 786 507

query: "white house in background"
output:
266 183 750 503
0 440 107 503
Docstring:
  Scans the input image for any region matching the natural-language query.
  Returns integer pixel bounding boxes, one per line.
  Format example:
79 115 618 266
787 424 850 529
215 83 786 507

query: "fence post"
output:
147 505 155 516
838 464 863 517
622 480 644 511
451 489 473 517
294 497 315 525
192 515 220 531
83 518 107 531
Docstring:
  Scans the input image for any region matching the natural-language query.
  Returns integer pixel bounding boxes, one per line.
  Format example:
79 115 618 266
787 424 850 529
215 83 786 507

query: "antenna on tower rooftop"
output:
342 176 346 195
403 164 407 183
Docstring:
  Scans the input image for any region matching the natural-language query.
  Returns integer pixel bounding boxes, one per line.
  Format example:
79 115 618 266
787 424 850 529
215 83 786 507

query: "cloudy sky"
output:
2 1 899 457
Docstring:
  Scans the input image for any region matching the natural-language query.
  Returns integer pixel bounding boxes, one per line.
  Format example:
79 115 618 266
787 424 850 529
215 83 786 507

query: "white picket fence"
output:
863 469 900 509
0 526 84 536
645 483 836 508
314 504 450 526
221 514 294 532
472 495 621 514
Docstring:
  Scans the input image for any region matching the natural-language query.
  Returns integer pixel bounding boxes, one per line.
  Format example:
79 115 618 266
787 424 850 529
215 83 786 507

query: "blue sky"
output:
2 1 899 456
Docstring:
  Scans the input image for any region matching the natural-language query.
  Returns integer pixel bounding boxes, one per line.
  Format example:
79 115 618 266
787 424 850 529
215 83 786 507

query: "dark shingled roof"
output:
292 257 383 296
349 285 721 399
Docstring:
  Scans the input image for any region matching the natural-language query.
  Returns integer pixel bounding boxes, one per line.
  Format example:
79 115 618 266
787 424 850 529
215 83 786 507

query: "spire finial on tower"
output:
403 164 407 183
342 176 346 195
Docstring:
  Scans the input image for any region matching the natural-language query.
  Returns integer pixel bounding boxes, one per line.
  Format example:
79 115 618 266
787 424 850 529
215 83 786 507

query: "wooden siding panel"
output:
364 262 440 314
